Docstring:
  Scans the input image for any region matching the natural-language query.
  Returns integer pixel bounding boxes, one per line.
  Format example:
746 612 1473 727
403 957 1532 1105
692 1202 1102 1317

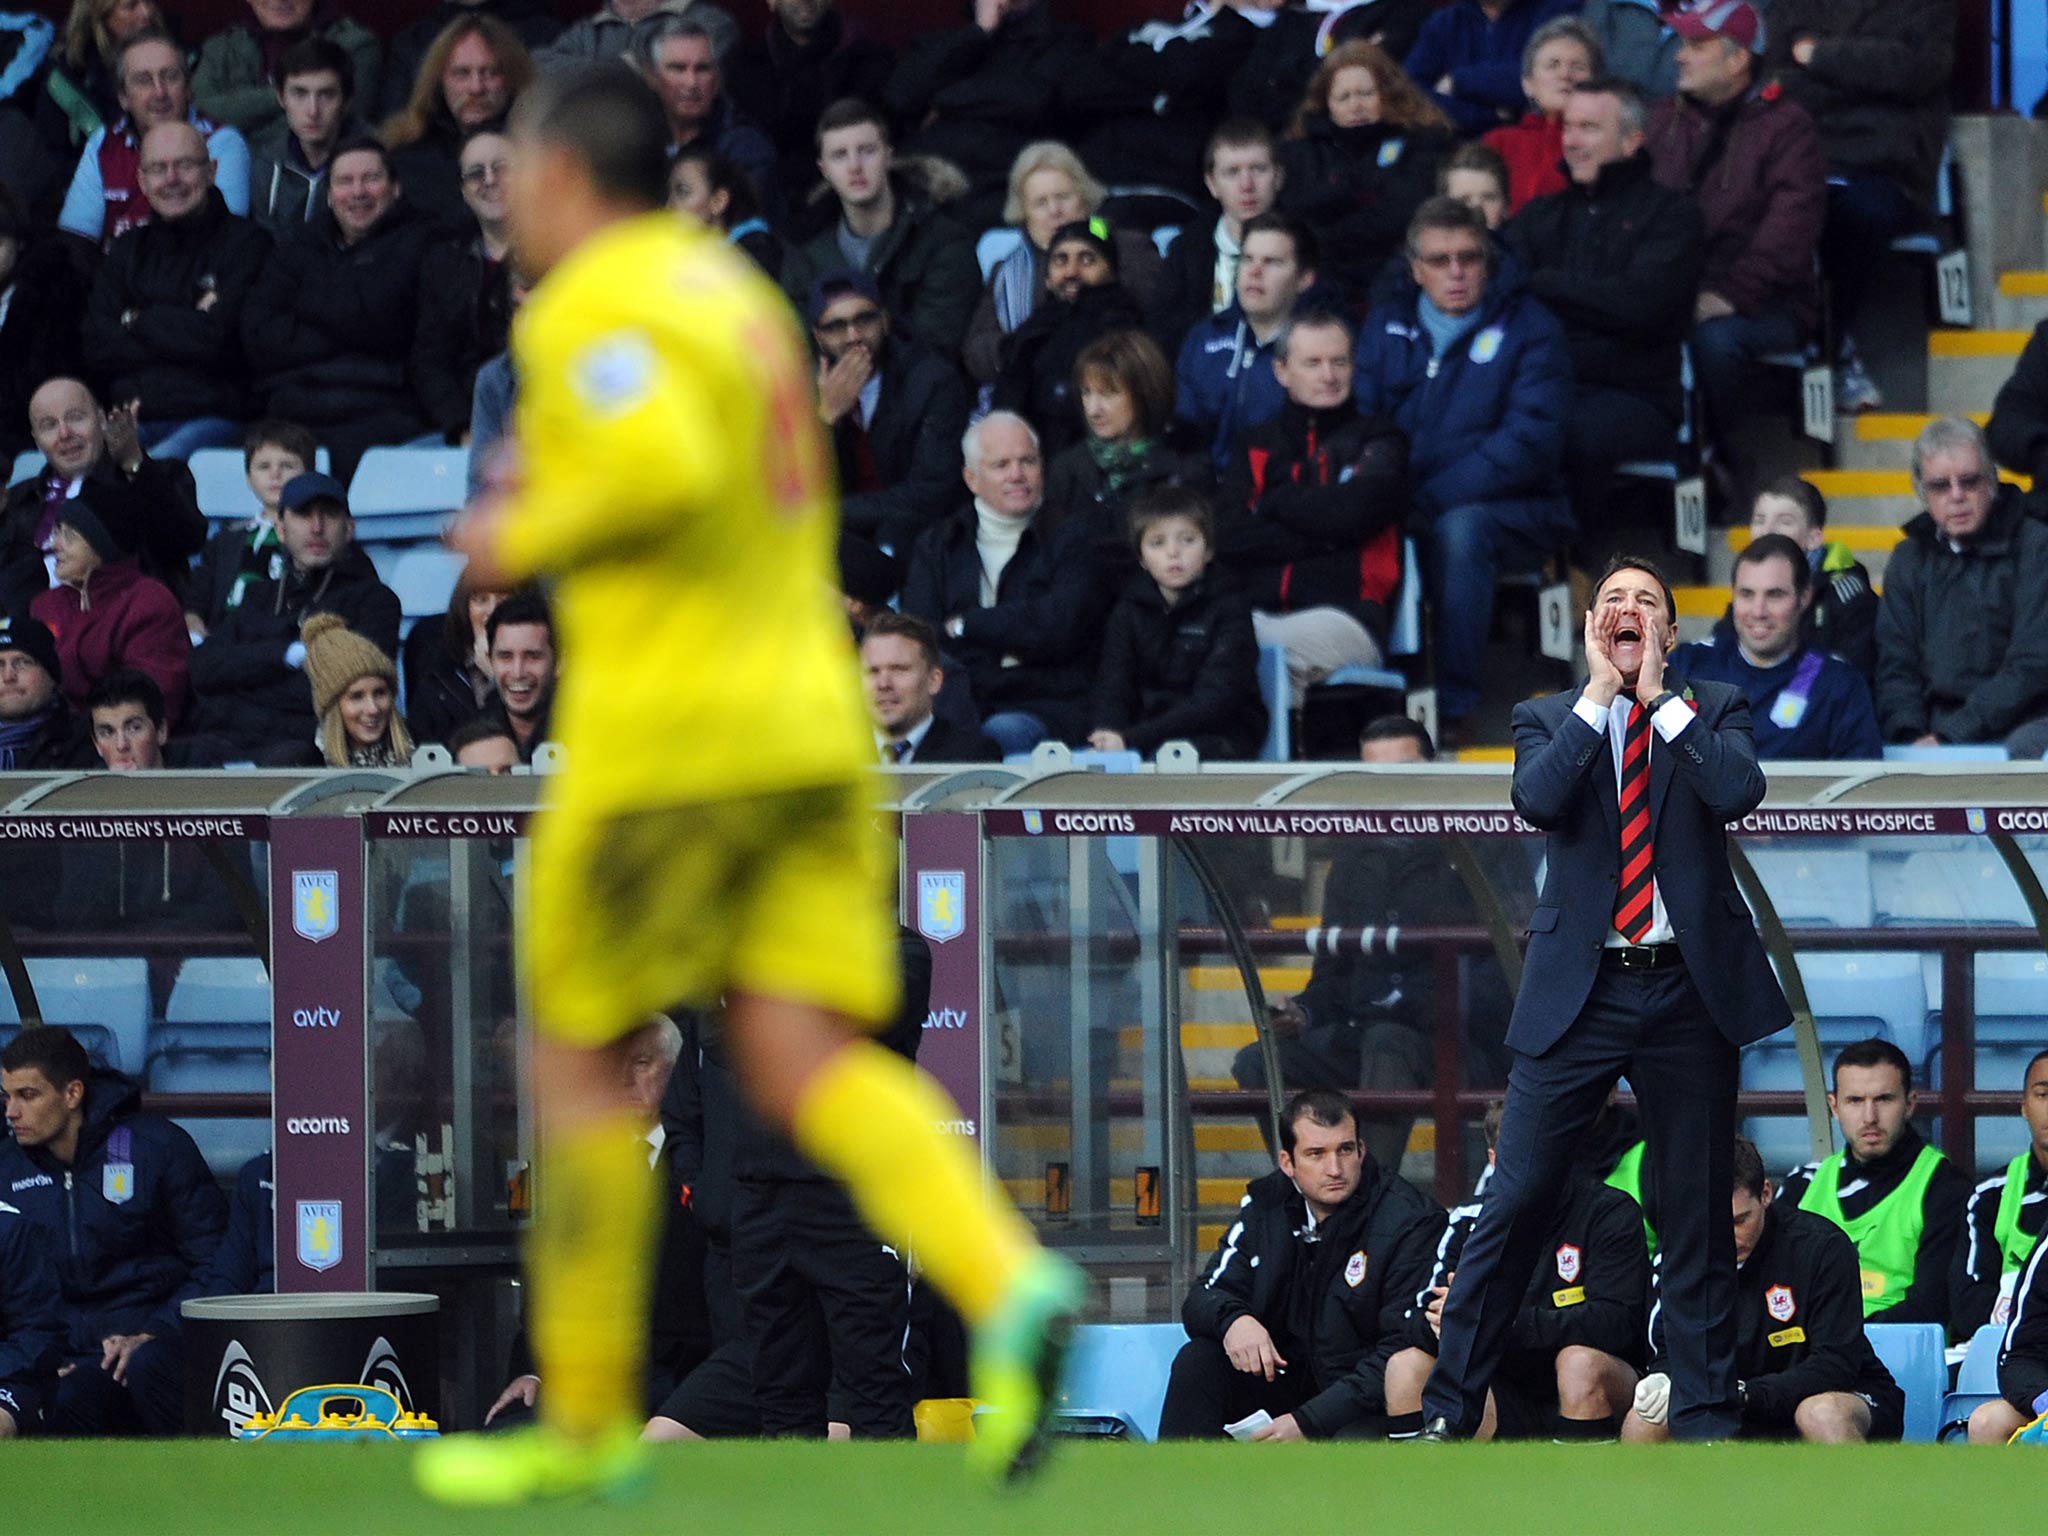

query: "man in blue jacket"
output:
0 1026 226 1436
0 1194 65 1437
1671 534 1880 760
1354 196 1574 741
1176 214 1320 476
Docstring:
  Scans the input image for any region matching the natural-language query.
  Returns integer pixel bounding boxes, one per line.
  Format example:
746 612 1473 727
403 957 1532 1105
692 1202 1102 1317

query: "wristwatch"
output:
1645 690 1680 713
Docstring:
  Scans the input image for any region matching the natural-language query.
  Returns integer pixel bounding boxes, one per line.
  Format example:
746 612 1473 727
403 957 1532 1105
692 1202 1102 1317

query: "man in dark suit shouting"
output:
1422 556 1790 1442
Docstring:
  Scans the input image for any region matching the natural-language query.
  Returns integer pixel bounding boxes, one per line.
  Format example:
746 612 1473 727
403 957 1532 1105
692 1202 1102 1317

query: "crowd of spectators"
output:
0 0 2008 762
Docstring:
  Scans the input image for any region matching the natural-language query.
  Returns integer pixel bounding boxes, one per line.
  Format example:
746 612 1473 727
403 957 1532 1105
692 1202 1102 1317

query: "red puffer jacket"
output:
32 558 192 727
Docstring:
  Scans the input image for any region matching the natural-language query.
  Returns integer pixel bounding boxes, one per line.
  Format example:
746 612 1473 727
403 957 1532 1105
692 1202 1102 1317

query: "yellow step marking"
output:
1998 271 2048 298
1854 412 1988 439
1804 467 2030 496
1187 964 1312 992
1722 525 1905 553
1114 1023 1259 1052
1928 329 2030 358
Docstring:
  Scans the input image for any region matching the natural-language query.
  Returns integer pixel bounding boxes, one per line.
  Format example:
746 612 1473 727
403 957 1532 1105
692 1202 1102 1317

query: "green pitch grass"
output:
30 1439 2042 1536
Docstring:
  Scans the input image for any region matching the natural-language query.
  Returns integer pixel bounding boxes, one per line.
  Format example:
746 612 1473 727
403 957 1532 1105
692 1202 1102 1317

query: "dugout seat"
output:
1939 1322 2008 1442
1865 1320 1945 1442
0 957 152 1078
147 1024 272 1178
1053 1322 1188 1441
166 956 270 1026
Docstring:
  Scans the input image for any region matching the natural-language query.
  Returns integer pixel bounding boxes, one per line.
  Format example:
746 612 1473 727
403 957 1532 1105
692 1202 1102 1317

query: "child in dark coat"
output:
1088 484 1266 761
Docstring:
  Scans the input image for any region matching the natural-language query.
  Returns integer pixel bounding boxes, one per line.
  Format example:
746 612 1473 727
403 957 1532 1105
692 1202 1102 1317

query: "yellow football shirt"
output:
495 211 870 816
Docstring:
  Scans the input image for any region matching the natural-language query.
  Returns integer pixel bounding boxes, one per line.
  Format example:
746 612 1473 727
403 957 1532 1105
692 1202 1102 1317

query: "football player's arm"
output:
494 319 717 580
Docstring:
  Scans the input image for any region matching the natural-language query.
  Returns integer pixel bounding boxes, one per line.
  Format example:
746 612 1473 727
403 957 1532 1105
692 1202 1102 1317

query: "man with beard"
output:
993 220 1149 460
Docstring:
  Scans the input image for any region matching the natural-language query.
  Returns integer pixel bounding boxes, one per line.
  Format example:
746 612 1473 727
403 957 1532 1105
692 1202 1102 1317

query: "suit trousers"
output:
1423 959 1740 1439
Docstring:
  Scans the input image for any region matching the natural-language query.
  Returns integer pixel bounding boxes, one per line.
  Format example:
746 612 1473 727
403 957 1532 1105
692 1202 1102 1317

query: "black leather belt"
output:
1603 943 1682 970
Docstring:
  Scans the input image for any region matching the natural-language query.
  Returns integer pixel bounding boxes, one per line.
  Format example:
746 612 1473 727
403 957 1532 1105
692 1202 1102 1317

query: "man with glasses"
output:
808 270 968 554
1874 416 2048 754
1353 194 1573 747
81 121 272 460
417 131 518 446
58 30 252 248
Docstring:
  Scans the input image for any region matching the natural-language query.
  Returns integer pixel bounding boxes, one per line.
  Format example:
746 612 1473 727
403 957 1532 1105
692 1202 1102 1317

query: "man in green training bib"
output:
1952 1048 2048 1338
1780 1039 1968 1327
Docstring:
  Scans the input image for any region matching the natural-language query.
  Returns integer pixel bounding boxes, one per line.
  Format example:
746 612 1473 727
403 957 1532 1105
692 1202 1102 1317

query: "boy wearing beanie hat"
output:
302 611 413 767
29 485 191 728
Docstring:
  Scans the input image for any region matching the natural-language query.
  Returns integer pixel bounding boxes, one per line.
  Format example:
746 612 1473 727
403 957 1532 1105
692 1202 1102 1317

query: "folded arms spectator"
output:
81 120 273 460
240 136 442 479
1402 0 1577 136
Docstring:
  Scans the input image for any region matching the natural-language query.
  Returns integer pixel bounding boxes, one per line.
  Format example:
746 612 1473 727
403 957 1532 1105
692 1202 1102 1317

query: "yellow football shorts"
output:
524 783 900 1045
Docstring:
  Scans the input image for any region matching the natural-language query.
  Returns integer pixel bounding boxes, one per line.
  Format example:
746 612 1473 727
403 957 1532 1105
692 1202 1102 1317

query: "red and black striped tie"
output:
1614 702 1654 942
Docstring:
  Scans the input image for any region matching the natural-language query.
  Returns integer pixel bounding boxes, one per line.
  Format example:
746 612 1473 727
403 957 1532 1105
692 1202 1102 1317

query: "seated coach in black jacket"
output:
1385 1099 1647 1440
1160 1088 1443 1441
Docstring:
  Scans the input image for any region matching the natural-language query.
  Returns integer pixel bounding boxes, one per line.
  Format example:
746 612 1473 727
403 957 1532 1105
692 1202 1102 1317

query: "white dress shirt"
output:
1571 688 1696 946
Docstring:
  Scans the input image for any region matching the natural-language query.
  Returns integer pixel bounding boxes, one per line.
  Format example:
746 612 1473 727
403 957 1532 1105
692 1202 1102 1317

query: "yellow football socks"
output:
790 1041 1033 1324
526 1111 658 1440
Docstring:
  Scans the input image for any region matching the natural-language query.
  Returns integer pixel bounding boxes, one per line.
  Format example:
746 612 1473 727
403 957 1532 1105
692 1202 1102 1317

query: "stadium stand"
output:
0 0 2044 1458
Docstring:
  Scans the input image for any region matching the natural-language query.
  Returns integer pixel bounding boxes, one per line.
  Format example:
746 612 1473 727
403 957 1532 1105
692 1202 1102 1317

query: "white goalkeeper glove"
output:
1632 1372 1671 1427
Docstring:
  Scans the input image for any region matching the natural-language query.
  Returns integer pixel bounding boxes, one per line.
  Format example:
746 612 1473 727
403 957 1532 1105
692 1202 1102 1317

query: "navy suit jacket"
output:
1506 677 1790 1057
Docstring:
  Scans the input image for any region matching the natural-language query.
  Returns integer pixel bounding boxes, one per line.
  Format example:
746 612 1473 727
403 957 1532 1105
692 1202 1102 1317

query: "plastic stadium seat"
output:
148 1025 272 1177
1939 1322 2008 1441
1257 644 1289 761
1388 537 1424 658
190 445 335 522
1741 848 1874 929
1151 225 1179 259
166 956 271 1026
1053 1322 1188 1440
1873 846 2031 928
0 957 152 1078
347 446 471 541
1880 744 2009 762
1741 951 1930 1170
0 1024 121 1071
1865 1321 1945 1442
389 547 468 621
10 450 45 485
975 227 1024 281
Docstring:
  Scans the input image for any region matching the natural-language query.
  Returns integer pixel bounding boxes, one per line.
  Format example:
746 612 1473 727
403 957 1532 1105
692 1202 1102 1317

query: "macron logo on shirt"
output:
10 1174 54 1192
